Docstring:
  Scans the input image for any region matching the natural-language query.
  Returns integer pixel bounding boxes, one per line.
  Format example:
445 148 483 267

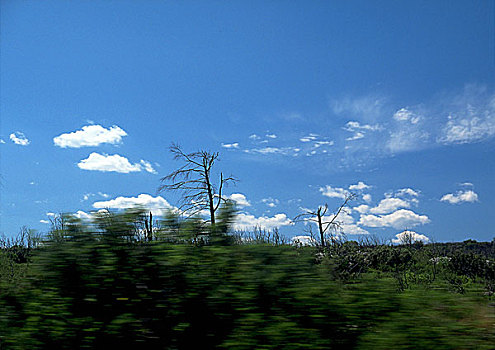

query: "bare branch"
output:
158 144 236 225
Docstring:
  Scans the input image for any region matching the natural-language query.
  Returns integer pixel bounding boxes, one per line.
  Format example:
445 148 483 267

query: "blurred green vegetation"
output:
0 208 494 349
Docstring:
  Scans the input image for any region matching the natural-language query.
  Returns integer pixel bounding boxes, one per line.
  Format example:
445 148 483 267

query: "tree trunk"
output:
317 208 325 247
204 169 216 225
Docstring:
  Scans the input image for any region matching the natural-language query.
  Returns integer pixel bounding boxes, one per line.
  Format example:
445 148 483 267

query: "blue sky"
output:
1 0 494 243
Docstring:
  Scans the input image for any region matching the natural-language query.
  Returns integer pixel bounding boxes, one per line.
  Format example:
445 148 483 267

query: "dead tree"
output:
294 193 355 247
144 211 153 241
158 144 236 225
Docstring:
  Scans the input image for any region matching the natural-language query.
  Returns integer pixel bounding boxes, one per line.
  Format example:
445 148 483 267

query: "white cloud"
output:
265 133 277 139
319 185 349 200
291 235 317 246
77 153 154 173
353 204 370 214
262 197 280 208
83 192 109 201
349 181 370 191
39 219 50 224
249 134 260 140
437 86 495 144
46 212 56 217
314 140 334 147
392 230 429 244
369 197 411 215
342 224 369 235
439 115 495 144
221 142 239 149
226 193 251 207
72 209 109 221
53 125 127 148
73 210 95 220
358 209 430 229
139 160 157 174
234 213 293 231
244 147 298 155
9 132 30 146
344 121 381 142
362 194 372 203
393 108 421 124
0 138 5 144
396 188 420 197
300 134 318 142
92 194 175 216
82 193 94 201
344 121 381 132
387 107 430 153
346 132 365 141
440 190 479 204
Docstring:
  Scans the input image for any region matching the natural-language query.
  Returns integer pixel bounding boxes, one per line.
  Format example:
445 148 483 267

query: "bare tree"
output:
158 144 236 225
294 193 355 247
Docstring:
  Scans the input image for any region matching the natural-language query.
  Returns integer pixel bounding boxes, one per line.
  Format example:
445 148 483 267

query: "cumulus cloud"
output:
93 194 175 216
362 194 372 203
396 188 420 197
358 209 430 229
71 209 109 221
9 132 30 146
353 204 370 214
319 185 349 200
291 235 317 246
440 190 479 204
77 153 155 173
265 133 277 139
53 125 127 148
349 181 370 191
392 230 429 244
221 142 239 149
234 213 293 231
73 210 96 220
369 197 411 215
226 193 251 207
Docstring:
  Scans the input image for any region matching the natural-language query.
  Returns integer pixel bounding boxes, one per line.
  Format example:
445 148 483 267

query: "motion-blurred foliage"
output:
0 208 494 349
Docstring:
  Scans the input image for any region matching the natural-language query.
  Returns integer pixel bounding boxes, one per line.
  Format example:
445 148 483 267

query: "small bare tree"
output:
158 144 236 225
294 193 355 247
